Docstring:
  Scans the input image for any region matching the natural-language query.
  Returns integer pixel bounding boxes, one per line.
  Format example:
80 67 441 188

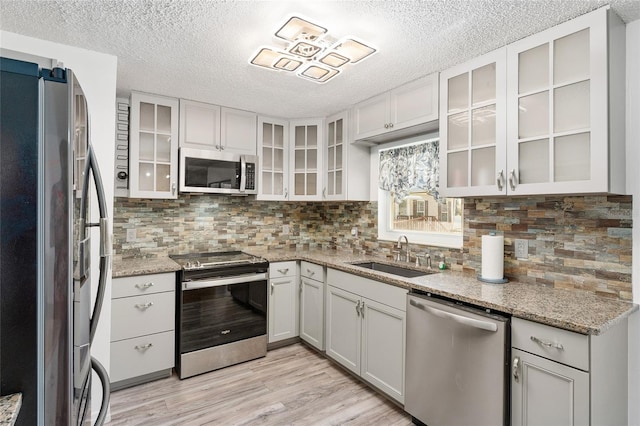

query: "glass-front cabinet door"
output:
439 47 507 197
129 92 179 199
289 119 324 201
325 112 346 200
506 7 612 195
257 116 288 201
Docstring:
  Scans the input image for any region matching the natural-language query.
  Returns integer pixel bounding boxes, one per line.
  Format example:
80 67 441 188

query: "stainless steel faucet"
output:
424 253 432 269
396 235 410 263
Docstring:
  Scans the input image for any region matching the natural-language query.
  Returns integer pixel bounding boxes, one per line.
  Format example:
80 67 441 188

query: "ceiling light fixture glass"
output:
249 15 377 84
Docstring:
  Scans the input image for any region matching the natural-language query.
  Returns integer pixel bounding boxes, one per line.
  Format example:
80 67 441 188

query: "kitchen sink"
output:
350 261 431 278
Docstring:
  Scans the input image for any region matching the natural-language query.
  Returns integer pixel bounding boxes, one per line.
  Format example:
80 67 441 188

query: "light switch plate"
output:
515 239 528 259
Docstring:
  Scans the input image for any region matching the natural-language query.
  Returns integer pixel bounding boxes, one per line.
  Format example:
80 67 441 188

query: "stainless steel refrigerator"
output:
0 57 110 425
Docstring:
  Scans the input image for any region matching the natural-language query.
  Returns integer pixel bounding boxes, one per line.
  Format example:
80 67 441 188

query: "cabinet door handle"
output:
134 302 153 310
284 188 288 199
360 301 365 318
306 269 315 277
355 300 361 317
135 282 154 290
172 182 176 195
530 335 564 351
496 170 504 191
270 282 275 295
220 145 225 151
135 343 153 351
277 268 289 275
513 356 520 382
322 188 326 199
509 169 517 191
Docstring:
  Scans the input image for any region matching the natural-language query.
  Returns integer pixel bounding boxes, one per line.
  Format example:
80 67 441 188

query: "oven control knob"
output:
185 261 192 269
195 260 201 268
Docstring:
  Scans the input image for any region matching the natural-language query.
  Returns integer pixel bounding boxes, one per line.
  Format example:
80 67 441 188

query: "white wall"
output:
626 18 640 426
0 31 117 422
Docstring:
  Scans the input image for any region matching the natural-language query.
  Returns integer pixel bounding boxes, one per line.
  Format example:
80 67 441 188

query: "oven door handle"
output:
182 272 268 290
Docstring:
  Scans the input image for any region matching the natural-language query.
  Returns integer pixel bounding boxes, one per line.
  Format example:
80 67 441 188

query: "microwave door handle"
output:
239 155 247 193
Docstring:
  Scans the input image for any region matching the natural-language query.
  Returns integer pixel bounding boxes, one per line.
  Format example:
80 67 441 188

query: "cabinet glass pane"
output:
295 126 305 147
336 119 343 143
274 124 284 148
554 81 590 133
336 144 342 169
328 147 335 170
157 105 172 134
448 72 468 113
519 43 549 94
139 132 154 161
554 28 590 85
519 91 549 139
335 171 342 195
295 150 305 170
262 123 273 147
307 149 317 170
274 173 284 195
262 147 273 170
519 139 549 184
472 105 496 147
307 173 317 195
157 135 171 162
307 126 317 147
328 171 335 195
274 148 283 172
448 112 469 150
328 122 335 146
262 172 272 194
447 151 468 187
472 63 496 105
555 133 590 181
471 147 496 186
294 173 305 195
138 162 154 191
156 164 170 192
139 102 155 132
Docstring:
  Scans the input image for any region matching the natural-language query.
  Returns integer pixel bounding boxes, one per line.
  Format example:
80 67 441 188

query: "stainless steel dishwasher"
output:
406 291 510 426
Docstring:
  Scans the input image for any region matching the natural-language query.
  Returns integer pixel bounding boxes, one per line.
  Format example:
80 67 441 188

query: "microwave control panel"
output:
246 163 255 190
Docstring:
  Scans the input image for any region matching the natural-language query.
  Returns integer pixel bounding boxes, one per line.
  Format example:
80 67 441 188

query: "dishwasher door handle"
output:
409 299 498 332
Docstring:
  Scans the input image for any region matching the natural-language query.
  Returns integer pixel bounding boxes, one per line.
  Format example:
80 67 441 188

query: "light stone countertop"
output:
0 393 21 426
112 247 638 335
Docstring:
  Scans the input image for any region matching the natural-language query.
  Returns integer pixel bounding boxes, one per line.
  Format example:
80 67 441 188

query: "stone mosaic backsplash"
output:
112 194 632 300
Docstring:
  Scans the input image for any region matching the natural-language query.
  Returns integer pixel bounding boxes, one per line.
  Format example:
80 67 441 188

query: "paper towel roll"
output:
481 234 504 281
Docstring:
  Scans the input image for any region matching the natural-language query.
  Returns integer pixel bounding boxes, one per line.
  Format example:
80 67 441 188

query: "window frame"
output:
373 134 463 249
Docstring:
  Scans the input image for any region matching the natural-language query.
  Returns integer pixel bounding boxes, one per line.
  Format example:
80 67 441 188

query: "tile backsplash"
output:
113 194 632 300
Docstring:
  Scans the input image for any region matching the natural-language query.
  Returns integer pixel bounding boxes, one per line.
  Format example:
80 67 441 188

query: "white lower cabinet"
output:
268 261 299 344
511 317 628 426
110 272 175 389
326 268 407 403
300 262 325 351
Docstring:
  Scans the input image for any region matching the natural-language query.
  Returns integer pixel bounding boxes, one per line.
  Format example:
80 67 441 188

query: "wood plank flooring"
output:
106 343 412 425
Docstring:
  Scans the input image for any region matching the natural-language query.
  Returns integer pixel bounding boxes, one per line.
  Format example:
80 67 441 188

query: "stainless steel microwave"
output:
179 148 258 195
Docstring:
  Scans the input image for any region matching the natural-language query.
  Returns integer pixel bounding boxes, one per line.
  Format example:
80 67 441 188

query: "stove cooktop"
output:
170 251 267 271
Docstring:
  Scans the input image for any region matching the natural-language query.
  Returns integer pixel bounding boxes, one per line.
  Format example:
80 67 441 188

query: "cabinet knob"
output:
384 123 389 129
389 123 393 128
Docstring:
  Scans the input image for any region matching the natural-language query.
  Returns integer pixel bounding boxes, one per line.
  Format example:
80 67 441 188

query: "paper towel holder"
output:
478 231 509 284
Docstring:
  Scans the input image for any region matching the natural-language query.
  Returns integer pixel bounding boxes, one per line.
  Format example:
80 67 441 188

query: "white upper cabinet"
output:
289 119 324 201
129 92 179 199
257 116 289 201
441 7 625 197
353 74 439 142
505 7 625 196
324 111 370 201
440 48 507 197
179 99 257 155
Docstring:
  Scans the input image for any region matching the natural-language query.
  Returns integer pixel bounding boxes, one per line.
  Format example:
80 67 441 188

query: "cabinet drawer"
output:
110 330 174 383
112 272 175 298
111 292 175 341
512 317 589 371
327 268 408 312
301 261 323 281
270 261 297 278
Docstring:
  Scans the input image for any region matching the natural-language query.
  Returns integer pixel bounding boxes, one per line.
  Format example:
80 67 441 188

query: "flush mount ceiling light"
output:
249 15 377 84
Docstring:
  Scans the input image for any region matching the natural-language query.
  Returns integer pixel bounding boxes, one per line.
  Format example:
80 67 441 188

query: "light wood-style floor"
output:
106 343 412 425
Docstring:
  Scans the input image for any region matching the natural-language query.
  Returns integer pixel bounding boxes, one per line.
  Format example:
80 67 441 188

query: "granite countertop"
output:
111 247 638 335
0 393 21 426
245 247 638 335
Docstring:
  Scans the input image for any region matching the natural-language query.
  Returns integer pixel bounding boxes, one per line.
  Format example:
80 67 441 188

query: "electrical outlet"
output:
515 239 528 259
126 228 136 242
351 226 358 237
282 224 290 235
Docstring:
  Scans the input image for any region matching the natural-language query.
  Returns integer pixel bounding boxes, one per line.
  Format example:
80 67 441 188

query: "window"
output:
376 136 463 248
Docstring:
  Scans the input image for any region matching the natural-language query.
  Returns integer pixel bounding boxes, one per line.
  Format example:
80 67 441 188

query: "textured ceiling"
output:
1 0 638 118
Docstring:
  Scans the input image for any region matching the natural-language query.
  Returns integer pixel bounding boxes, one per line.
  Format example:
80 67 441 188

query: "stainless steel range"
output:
171 251 269 379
